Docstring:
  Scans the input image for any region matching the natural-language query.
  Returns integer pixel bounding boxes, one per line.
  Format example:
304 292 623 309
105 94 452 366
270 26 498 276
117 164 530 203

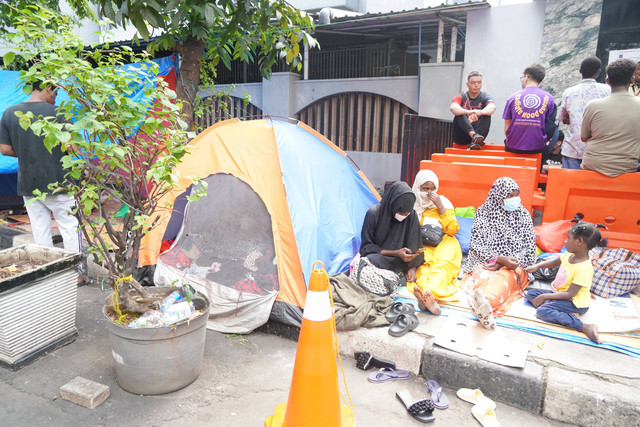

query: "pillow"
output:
455 215 473 254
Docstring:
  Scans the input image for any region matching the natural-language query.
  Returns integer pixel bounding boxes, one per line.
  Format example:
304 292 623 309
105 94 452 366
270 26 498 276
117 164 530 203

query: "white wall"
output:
346 151 402 189
294 76 419 114
418 62 464 120
463 0 546 144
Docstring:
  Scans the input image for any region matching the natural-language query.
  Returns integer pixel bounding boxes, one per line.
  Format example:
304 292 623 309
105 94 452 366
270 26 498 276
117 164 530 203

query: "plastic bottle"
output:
160 290 183 310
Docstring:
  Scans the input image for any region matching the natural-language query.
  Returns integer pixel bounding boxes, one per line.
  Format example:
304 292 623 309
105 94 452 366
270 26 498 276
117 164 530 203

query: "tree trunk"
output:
175 39 205 132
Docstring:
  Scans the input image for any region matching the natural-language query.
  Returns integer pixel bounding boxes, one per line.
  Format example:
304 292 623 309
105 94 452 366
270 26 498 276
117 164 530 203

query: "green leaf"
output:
3 51 15 68
204 4 215 26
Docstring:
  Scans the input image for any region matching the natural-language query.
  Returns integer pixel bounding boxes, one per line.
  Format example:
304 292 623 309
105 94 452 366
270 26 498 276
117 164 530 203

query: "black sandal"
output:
396 389 435 423
354 351 396 371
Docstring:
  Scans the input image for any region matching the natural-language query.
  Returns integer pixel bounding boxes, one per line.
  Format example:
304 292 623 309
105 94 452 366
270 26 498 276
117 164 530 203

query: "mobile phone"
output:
411 248 426 254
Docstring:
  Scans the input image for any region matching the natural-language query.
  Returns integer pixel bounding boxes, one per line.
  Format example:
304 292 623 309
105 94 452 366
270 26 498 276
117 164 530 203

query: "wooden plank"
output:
323 99 330 138
371 95 381 152
363 93 372 152
382 97 391 153
330 96 338 144
356 93 364 151
339 93 347 150
347 93 355 151
391 102 400 154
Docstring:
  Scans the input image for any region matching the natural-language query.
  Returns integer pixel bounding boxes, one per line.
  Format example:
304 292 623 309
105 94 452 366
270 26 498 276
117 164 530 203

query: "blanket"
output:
330 273 393 330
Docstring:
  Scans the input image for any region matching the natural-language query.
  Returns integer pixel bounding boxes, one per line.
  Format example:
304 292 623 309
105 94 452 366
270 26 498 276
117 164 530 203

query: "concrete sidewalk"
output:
2 223 639 426
333 309 640 426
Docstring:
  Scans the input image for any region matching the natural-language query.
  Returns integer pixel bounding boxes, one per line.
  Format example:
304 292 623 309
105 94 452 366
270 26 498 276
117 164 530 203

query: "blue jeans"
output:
526 289 588 331
562 156 582 170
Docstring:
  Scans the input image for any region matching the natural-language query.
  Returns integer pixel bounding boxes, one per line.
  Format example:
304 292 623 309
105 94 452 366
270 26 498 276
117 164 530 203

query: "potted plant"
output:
1 7 211 392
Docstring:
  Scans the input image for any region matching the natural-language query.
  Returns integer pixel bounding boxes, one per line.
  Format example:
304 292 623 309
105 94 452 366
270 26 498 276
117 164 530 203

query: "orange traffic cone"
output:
265 261 354 427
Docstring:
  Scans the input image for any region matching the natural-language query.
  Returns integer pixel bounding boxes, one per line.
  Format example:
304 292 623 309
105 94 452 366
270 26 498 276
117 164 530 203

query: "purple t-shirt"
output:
502 86 555 152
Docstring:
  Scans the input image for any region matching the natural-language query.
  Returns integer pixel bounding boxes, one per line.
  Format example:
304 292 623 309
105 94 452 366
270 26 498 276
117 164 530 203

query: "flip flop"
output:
385 302 415 323
368 367 410 383
396 389 435 423
456 388 496 409
426 379 450 409
388 313 419 337
354 351 396 371
472 404 501 427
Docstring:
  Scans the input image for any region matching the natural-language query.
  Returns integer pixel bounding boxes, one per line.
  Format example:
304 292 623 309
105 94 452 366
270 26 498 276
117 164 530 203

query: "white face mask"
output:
503 196 521 211
395 212 409 222
420 191 431 202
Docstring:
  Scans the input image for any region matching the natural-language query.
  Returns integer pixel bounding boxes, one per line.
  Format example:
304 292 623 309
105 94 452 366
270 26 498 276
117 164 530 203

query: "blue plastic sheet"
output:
0 56 176 195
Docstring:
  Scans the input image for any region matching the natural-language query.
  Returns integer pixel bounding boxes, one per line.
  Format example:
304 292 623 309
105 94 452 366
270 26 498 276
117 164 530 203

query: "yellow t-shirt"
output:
551 252 593 308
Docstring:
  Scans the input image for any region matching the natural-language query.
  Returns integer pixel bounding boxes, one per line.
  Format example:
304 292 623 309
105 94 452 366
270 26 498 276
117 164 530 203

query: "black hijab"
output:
360 181 422 256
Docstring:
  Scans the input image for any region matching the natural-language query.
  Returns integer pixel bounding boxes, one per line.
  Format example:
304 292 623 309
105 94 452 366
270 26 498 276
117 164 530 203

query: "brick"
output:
60 376 110 409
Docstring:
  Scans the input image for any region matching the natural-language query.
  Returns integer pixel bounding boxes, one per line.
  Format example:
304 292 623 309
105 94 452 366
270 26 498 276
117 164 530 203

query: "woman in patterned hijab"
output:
461 177 536 317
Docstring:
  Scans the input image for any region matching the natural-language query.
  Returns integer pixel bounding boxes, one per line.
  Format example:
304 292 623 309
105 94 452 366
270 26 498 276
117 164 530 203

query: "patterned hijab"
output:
463 177 536 273
412 170 454 216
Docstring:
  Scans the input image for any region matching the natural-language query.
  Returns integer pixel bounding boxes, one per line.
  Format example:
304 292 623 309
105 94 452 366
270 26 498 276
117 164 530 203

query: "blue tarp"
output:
0 55 176 196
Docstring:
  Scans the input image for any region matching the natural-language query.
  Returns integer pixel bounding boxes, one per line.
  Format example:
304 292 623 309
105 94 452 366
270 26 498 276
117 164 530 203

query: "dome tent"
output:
140 118 380 333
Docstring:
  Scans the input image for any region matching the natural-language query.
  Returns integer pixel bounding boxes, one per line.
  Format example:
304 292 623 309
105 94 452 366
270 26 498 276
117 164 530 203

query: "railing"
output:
214 45 417 83
401 114 453 185
194 95 263 132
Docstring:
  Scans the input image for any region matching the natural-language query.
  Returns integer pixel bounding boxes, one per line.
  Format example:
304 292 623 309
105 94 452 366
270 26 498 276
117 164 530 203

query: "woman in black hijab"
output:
360 181 424 282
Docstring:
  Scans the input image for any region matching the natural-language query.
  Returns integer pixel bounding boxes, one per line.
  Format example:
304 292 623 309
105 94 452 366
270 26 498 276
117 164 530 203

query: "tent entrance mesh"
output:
158 173 278 295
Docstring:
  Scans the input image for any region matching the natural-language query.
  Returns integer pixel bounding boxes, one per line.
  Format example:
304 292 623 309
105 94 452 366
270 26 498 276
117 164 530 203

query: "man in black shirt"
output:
0 82 80 252
450 71 496 150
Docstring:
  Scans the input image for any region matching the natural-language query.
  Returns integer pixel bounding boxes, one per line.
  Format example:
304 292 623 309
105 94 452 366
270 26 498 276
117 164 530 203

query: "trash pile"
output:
127 285 207 328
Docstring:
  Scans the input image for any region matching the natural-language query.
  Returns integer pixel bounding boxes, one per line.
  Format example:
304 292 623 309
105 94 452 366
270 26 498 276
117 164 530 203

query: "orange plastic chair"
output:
542 169 640 252
420 160 537 213
431 153 537 168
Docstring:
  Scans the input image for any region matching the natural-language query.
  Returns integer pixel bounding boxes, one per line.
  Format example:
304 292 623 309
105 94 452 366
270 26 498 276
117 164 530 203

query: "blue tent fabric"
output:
0 56 176 196
273 120 380 284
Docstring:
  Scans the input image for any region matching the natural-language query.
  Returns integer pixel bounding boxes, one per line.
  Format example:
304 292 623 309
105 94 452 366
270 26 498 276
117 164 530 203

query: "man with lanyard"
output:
450 71 496 150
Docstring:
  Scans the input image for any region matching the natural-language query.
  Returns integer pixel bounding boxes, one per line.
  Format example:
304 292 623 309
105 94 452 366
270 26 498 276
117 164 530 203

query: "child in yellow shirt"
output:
525 222 607 344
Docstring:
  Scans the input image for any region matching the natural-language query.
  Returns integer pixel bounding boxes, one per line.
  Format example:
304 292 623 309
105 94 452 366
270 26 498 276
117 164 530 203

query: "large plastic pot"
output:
103 287 210 395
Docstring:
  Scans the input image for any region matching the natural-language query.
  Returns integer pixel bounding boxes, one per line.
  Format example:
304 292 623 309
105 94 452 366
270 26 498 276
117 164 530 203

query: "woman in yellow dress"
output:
410 170 462 311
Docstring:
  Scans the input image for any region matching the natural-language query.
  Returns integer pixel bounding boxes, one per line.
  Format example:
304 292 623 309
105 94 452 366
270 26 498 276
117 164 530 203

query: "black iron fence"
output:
401 114 453 186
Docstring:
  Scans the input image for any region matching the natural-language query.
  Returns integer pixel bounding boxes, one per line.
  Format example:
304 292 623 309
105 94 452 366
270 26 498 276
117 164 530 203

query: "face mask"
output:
394 213 409 222
420 191 431 202
503 196 521 211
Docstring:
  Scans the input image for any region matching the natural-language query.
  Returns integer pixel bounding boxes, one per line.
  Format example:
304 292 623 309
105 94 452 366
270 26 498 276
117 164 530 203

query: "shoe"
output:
469 134 485 150
389 313 419 337
354 351 396 371
396 389 436 423
385 302 416 323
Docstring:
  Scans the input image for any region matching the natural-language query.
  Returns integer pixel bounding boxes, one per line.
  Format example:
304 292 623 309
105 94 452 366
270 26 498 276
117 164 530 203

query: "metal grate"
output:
297 92 416 154
401 114 453 185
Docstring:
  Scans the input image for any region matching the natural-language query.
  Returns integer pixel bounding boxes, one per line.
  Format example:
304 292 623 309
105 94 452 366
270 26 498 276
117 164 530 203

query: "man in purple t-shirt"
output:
503 63 555 153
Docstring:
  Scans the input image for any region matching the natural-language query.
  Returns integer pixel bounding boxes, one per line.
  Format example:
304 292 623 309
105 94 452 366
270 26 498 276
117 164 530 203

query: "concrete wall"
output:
463 0 547 145
293 76 419 114
418 62 464 120
346 151 402 190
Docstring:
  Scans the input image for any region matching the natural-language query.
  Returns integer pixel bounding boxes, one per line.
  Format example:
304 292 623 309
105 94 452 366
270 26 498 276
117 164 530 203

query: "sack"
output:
591 248 640 298
352 256 400 297
421 224 444 247
532 256 559 281
534 219 572 253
